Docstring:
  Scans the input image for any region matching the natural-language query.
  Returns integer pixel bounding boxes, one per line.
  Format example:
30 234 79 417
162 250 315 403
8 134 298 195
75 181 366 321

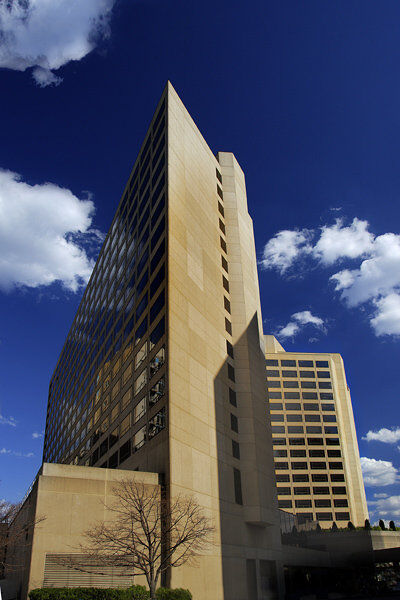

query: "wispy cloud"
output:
0 448 34 458
275 310 325 340
0 0 117 87
260 217 400 337
361 456 399 487
363 427 400 444
32 431 43 439
0 414 17 427
368 495 400 518
0 169 103 292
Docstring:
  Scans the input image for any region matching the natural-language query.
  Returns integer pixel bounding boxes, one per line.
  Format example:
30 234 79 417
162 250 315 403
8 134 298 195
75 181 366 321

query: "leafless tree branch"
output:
55 479 214 600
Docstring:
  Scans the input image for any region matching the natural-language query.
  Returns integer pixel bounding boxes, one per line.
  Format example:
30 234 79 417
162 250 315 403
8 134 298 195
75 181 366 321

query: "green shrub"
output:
156 589 192 600
29 586 150 600
29 587 192 600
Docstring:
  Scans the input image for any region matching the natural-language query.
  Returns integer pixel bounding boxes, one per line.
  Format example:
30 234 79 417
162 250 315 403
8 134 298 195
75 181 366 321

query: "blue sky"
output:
0 0 400 521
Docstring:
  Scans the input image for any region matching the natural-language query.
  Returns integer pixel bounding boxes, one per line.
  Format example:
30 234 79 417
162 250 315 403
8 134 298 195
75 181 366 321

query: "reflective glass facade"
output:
43 97 168 470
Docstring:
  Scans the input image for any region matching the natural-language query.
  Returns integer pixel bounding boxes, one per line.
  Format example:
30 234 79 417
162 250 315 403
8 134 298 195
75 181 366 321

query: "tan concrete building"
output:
265 335 368 528
35 83 284 599
4 464 158 600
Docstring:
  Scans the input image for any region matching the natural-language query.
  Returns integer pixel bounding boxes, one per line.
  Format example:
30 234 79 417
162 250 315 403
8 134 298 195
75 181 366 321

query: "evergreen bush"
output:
29 586 192 600
156 589 192 600
29 586 149 599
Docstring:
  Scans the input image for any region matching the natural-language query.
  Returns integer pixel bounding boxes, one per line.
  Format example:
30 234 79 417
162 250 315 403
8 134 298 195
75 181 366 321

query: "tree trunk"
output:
150 579 157 600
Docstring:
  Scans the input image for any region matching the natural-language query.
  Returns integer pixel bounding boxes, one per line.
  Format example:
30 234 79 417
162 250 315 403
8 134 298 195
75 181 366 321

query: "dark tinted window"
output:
225 318 232 335
266 370 279 377
289 438 305 445
287 414 302 422
150 290 164 323
272 438 286 446
290 449 306 457
283 381 299 388
232 440 240 459
302 392 318 400
282 370 297 377
271 426 285 433
293 487 310 495
301 381 316 388
285 403 301 410
300 371 315 378
149 316 164 346
224 296 231 313
281 360 296 367
150 263 165 297
320 393 333 400
230 413 238 432
233 468 243 505
284 392 300 400
295 499 312 508
293 474 309 482
312 474 328 482
325 426 338 434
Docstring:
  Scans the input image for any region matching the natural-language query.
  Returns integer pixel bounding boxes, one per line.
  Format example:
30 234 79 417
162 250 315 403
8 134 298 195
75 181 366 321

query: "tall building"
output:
42 83 284 599
265 335 368 528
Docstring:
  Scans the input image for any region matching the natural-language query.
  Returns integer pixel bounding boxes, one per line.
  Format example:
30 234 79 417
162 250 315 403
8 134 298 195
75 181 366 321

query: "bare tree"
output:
0 499 45 574
60 479 215 599
0 500 20 574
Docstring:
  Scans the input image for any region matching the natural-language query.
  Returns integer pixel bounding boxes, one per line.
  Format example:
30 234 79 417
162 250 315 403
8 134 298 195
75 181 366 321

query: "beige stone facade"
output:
265 335 368 528
4 464 159 600
20 83 286 600
166 85 284 598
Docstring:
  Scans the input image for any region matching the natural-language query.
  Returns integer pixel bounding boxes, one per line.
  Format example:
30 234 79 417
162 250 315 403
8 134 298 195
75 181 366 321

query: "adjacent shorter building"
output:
265 335 368 528
3 464 159 600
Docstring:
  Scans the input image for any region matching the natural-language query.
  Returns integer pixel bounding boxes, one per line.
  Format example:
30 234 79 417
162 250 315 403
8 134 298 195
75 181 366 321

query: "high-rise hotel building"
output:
265 335 368 528
42 83 284 599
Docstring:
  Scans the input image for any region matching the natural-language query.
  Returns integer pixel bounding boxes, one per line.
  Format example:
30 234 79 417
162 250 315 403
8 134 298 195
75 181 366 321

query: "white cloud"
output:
331 233 400 307
374 493 389 499
32 431 43 439
369 495 400 518
261 218 400 337
0 169 103 292
371 293 400 337
0 0 116 86
0 448 34 458
313 218 374 265
361 457 399 487
276 310 325 340
0 414 17 427
363 428 400 444
260 229 312 274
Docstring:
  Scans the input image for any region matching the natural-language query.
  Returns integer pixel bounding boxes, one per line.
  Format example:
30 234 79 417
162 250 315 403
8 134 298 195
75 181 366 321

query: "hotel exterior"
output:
40 82 284 599
265 335 368 528
3 83 370 600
